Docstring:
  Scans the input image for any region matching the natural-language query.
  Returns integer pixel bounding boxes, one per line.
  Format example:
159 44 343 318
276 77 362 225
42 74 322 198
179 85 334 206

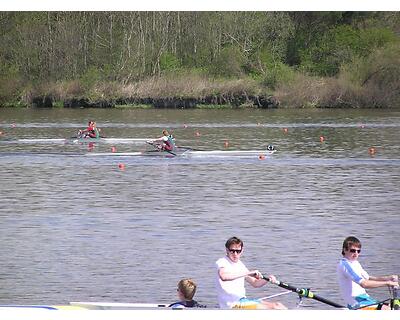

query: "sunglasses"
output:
228 249 242 254
349 249 361 253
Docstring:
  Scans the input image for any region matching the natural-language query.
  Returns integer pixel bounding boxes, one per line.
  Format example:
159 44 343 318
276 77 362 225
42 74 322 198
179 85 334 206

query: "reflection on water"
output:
0 109 399 309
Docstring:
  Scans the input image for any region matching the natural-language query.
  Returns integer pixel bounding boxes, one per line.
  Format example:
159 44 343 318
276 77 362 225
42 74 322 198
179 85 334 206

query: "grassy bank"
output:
276 44 400 108
1 44 399 109
0 73 277 109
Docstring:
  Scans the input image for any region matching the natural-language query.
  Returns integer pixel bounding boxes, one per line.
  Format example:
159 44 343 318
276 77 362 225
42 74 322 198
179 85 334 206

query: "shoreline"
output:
28 94 280 109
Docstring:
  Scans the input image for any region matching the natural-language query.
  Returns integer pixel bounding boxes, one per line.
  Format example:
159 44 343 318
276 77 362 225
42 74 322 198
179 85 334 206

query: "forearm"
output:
219 269 250 281
360 278 394 289
250 278 268 288
369 275 396 281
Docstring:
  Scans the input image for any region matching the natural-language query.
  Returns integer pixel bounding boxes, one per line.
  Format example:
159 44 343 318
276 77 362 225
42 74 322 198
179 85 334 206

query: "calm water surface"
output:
0 108 399 309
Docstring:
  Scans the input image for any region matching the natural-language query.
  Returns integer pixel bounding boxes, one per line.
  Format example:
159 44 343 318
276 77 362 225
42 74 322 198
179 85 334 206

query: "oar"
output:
392 287 400 310
146 141 177 156
176 146 204 151
261 275 345 308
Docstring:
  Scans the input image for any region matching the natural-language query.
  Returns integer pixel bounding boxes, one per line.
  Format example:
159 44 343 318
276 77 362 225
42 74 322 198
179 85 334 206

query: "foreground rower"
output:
216 236 287 309
337 236 399 309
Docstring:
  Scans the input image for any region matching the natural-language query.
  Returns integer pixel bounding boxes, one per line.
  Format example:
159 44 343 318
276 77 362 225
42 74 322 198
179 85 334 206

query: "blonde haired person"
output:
169 278 206 308
148 129 175 151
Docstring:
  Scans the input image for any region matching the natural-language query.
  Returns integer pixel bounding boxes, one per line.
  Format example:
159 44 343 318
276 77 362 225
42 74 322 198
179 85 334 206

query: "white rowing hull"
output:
86 149 276 158
70 302 169 309
2 138 151 144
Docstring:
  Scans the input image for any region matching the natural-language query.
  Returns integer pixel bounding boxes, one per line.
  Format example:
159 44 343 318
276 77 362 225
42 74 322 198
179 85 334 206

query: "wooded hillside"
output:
1 12 399 108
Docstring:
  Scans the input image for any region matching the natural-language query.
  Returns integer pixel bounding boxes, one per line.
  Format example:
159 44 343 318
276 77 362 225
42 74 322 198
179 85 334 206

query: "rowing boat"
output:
1 297 398 311
70 302 169 309
1 284 399 311
0 137 151 144
85 148 276 158
0 302 168 310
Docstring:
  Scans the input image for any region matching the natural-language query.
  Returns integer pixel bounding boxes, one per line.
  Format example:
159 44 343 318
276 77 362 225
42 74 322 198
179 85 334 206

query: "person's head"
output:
342 236 362 261
162 129 169 136
225 236 243 263
177 278 197 301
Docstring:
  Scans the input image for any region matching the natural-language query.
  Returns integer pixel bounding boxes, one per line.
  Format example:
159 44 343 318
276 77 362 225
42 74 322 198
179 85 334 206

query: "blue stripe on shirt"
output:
340 259 363 284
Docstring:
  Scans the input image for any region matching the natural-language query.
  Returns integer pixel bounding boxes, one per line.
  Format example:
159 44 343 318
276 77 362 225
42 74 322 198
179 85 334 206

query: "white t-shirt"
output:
215 256 249 308
337 258 369 306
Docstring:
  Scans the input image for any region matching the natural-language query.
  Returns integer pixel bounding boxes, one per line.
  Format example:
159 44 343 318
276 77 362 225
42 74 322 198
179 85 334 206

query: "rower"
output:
78 121 100 139
337 236 399 310
148 129 175 151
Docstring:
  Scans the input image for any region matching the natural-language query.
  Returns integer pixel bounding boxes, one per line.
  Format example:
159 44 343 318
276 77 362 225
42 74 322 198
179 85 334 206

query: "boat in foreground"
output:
85 147 276 158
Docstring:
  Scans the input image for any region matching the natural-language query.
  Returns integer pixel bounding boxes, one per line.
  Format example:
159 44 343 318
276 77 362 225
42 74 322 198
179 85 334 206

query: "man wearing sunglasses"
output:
215 236 286 309
337 236 399 309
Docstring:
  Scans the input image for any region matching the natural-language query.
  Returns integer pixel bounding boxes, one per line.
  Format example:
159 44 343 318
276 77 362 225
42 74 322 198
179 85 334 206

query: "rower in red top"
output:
78 121 100 139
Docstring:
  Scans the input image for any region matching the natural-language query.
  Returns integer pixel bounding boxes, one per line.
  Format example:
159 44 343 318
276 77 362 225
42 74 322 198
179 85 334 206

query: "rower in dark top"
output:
169 278 206 309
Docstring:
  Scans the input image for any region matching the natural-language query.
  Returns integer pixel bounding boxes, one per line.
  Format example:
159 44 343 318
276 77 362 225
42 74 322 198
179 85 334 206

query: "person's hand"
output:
266 274 278 284
387 280 399 288
248 270 262 279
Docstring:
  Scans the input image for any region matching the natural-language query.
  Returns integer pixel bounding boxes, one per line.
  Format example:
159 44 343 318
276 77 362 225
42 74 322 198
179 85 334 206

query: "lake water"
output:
0 108 399 309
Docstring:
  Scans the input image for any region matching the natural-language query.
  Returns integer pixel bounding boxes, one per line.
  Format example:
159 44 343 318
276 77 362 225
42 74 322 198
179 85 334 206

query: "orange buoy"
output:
258 154 266 160
118 163 125 170
368 147 376 155
224 141 229 148
111 146 117 153
320 136 325 142
283 128 288 133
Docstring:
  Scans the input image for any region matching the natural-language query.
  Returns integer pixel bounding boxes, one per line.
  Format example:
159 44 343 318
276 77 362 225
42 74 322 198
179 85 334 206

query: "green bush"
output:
211 46 245 78
80 66 103 90
247 47 295 89
261 62 294 89
339 43 400 107
300 26 398 77
160 52 181 72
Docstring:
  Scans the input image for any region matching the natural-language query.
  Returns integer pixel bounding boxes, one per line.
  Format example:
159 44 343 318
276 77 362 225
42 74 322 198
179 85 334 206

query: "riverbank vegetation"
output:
0 12 399 108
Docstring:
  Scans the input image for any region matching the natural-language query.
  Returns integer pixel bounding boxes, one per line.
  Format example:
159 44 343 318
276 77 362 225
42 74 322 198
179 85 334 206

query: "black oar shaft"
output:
392 288 400 310
262 276 344 308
